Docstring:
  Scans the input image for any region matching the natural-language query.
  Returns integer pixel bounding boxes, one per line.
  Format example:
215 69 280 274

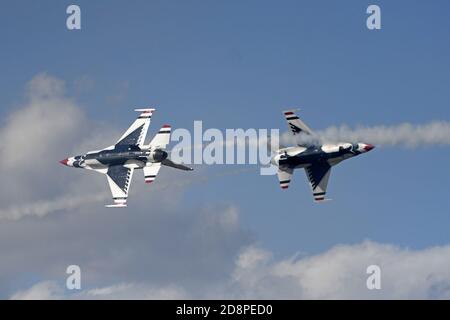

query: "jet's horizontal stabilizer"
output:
143 163 162 184
277 167 293 189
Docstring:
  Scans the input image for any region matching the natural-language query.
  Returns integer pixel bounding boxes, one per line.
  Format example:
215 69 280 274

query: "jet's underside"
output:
274 110 374 202
60 108 192 207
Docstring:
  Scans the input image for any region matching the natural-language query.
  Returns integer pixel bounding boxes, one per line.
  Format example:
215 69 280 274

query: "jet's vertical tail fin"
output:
149 125 171 149
283 110 314 136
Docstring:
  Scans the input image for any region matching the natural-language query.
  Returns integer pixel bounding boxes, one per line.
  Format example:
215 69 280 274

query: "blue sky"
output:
1 1 450 298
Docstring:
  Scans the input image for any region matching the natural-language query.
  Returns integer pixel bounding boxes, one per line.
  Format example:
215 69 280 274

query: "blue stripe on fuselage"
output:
86 145 147 166
279 146 352 167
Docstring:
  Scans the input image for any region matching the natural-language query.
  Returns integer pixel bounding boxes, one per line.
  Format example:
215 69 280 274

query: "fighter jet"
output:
271 110 375 202
60 109 193 207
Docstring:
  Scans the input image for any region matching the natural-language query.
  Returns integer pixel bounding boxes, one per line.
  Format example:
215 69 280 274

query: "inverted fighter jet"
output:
271 110 374 202
60 109 192 207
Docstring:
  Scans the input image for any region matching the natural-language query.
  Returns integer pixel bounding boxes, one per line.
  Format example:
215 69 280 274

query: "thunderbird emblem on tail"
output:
271 110 375 202
60 109 193 207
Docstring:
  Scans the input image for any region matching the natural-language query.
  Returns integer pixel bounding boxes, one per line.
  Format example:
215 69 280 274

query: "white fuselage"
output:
271 142 374 169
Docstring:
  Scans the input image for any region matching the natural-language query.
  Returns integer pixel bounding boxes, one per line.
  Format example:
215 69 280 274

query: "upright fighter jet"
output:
271 110 375 202
60 109 192 207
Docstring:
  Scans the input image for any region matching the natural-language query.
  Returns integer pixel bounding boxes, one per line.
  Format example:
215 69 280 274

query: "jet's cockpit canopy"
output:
72 155 86 167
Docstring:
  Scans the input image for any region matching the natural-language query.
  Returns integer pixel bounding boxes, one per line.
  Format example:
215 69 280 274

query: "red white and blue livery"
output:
271 110 375 202
60 109 193 207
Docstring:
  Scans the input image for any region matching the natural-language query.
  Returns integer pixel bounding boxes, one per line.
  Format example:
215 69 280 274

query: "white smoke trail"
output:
171 121 450 157
0 192 108 221
281 121 450 148
4 120 449 221
0 167 256 221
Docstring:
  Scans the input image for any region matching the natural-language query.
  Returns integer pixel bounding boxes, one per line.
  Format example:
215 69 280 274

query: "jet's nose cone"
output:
59 158 69 166
363 144 375 152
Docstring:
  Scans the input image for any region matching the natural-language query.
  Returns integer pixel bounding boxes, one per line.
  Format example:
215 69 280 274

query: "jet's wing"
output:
105 165 134 207
277 167 293 189
143 163 161 184
304 162 331 202
116 108 155 147
283 110 314 136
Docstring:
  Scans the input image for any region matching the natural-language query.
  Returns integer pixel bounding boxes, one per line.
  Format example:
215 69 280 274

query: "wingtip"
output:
105 204 127 208
134 108 156 113
314 198 332 203
283 108 301 115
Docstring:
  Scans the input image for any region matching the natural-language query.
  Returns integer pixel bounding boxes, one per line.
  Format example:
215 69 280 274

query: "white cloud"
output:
10 241 450 299
0 73 85 171
228 241 450 299
10 281 63 300
4 74 450 301
10 281 188 300
218 206 240 231
85 283 188 299
0 73 123 220
0 74 252 302
0 73 89 214
0 73 246 220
